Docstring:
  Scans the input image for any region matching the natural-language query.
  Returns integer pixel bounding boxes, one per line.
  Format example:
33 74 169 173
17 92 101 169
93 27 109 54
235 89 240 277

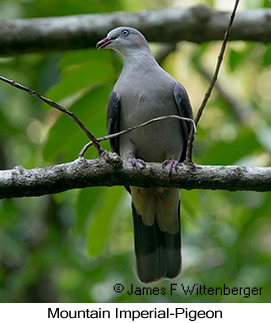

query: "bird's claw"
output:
128 158 146 170
162 159 178 174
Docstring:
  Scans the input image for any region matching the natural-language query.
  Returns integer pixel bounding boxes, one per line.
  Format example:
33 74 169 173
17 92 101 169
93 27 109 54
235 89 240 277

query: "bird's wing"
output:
173 82 193 162
107 90 121 155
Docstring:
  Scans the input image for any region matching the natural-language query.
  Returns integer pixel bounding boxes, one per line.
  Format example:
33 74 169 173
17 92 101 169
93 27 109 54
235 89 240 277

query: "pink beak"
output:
96 37 114 50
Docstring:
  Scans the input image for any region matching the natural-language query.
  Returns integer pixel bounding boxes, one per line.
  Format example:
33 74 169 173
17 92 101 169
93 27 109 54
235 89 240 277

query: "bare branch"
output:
0 5 270 55
0 156 270 199
186 0 240 163
79 115 197 157
0 75 103 155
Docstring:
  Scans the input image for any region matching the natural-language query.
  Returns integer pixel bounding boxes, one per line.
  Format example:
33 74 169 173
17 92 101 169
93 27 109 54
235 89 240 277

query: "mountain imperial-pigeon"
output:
97 27 193 283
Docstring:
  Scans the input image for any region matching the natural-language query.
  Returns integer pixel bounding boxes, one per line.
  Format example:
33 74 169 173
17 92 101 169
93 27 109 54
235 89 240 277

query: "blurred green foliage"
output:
0 0 270 303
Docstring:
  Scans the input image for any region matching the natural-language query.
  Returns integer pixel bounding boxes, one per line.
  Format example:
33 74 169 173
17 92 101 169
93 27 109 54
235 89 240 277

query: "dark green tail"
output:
132 203 181 283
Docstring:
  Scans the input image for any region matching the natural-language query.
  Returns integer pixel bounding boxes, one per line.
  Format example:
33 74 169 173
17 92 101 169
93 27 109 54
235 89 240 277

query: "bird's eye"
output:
122 30 129 37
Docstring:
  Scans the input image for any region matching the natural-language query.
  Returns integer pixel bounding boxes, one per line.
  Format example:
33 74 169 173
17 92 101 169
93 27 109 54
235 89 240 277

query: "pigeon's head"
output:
96 27 150 56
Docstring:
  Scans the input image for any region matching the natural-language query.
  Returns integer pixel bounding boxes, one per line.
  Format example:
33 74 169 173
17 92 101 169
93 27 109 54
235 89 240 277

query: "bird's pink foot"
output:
128 158 146 170
162 159 178 174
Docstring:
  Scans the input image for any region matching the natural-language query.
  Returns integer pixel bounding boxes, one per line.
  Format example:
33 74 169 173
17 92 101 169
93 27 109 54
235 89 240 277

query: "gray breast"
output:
116 68 184 162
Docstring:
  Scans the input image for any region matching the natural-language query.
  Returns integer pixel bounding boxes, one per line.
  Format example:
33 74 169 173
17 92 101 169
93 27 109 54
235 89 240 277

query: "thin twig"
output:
79 115 197 157
185 0 240 163
0 75 103 155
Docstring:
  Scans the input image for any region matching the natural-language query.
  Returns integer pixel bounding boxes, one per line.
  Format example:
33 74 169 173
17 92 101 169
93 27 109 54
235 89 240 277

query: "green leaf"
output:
201 127 261 165
228 44 255 72
262 44 271 67
59 49 112 69
75 187 105 234
45 48 115 103
47 60 114 102
87 187 124 256
191 43 210 66
0 110 19 135
182 190 202 221
43 84 111 162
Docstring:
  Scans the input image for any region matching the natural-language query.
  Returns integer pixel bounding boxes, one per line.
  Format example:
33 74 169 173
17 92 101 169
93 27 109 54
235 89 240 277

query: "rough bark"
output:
0 153 270 199
0 5 270 55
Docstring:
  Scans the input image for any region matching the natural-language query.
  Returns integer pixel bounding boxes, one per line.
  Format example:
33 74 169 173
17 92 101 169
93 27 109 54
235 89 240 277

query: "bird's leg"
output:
162 159 179 174
121 139 145 170
128 158 146 170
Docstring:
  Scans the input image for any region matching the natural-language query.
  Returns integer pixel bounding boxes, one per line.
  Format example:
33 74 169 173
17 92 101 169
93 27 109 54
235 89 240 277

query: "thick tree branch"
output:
0 155 270 199
0 5 270 55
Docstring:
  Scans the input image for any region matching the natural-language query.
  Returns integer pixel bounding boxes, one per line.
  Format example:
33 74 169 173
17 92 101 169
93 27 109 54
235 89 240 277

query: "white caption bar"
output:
0 303 268 322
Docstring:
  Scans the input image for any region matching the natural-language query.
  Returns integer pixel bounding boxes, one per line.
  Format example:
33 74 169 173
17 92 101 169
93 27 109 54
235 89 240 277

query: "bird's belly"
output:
120 102 183 162
133 122 183 162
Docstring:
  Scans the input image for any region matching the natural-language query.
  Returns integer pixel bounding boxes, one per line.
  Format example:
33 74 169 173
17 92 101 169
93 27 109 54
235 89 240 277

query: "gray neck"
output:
122 48 158 73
